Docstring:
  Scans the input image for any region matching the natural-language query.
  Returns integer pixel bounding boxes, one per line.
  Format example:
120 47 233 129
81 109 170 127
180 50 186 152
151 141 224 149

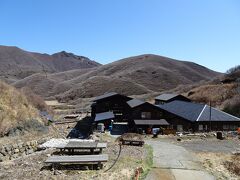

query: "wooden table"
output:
57 141 107 154
45 154 108 169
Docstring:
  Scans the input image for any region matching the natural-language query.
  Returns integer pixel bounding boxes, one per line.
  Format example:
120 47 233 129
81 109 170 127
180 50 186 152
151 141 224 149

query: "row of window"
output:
198 124 238 131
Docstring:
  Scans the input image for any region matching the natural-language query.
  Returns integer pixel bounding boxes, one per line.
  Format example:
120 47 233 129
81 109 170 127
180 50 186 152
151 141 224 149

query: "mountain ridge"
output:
0 45 101 83
0 45 221 102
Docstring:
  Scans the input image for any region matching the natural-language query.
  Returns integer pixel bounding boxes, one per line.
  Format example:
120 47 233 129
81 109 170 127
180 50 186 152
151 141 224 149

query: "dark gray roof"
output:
94 111 114 122
197 105 240 122
155 93 179 101
158 101 240 122
93 92 118 101
134 119 169 125
158 101 204 122
127 99 145 108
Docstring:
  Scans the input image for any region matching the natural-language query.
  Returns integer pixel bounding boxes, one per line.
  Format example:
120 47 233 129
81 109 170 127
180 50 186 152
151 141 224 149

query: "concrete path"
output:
145 140 215 180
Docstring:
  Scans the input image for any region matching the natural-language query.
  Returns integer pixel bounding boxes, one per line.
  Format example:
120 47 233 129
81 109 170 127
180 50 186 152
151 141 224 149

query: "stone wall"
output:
0 138 50 162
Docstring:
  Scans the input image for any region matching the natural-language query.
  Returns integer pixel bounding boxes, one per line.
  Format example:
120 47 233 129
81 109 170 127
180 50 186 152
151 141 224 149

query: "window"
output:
199 125 203 131
229 124 238 130
223 124 229 130
141 112 151 119
177 125 183 132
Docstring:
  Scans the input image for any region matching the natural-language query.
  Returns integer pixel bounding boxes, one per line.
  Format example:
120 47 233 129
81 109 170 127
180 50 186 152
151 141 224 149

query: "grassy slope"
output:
0 80 40 136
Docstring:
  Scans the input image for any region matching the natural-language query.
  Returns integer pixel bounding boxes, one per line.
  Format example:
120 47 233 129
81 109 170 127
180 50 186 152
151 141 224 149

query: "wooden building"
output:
91 92 240 133
158 100 240 132
126 99 169 132
91 92 132 127
155 93 190 105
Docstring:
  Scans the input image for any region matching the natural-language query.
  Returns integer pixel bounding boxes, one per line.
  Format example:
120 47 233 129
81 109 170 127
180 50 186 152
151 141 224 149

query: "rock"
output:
1 155 10 161
30 141 35 146
37 139 46 145
19 148 25 153
0 149 7 156
0 153 3 162
10 154 18 159
18 142 24 149
4 145 11 152
26 149 34 155
12 144 18 149
14 149 19 153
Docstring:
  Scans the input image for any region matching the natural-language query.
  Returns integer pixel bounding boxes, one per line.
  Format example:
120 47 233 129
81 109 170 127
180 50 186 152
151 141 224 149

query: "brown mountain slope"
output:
14 54 221 102
55 54 220 101
0 45 100 83
180 67 240 109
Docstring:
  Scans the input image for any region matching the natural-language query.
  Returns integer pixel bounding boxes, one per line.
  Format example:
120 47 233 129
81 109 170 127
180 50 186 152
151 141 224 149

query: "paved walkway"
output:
145 140 215 180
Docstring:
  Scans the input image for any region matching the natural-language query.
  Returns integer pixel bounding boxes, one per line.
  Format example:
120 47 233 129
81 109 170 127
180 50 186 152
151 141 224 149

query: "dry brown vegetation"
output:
224 153 240 176
176 66 240 117
20 87 52 113
0 81 44 137
184 83 237 107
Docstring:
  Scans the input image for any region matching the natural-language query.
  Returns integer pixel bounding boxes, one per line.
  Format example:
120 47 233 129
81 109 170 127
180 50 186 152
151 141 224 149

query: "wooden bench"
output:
57 142 107 154
45 154 108 169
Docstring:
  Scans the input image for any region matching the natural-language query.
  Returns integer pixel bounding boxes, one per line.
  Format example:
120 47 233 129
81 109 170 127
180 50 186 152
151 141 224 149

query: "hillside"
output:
170 66 240 117
13 54 220 102
0 45 101 83
0 80 46 137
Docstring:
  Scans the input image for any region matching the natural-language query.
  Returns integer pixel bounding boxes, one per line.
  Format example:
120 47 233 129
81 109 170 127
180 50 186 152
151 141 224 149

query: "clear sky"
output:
0 0 240 72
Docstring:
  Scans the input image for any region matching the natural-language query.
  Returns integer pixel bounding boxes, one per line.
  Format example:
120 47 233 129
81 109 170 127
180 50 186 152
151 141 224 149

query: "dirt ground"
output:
0 133 152 180
173 136 240 180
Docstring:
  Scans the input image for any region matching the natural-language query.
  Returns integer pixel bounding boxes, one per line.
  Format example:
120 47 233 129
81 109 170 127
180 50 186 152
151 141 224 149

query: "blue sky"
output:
0 0 240 72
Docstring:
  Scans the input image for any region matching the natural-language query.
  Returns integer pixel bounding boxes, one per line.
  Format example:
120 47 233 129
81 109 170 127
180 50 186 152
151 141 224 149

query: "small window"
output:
177 125 183 132
230 124 237 130
141 112 151 119
223 124 229 130
199 125 203 131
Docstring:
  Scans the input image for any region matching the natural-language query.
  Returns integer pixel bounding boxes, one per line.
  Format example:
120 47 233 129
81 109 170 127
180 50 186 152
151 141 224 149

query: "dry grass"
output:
0 81 42 136
184 83 237 107
196 152 240 180
224 153 240 176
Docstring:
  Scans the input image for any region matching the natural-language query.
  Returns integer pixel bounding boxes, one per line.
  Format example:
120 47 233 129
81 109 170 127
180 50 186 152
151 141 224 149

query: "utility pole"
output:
209 101 212 132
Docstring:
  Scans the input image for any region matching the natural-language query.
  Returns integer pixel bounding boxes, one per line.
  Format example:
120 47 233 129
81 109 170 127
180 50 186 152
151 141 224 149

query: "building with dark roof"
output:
91 92 240 133
155 93 190 105
126 99 170 132
158 101 240 131
91 93 172 133
92 92 132 121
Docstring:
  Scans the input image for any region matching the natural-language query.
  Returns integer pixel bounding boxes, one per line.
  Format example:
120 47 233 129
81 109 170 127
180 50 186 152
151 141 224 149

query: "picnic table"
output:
57 141 107 154
45 154 108 169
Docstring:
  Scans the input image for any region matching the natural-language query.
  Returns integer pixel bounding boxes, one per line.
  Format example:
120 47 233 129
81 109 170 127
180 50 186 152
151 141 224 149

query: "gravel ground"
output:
153 135 240 179
145 140 214 180
175 137 240 153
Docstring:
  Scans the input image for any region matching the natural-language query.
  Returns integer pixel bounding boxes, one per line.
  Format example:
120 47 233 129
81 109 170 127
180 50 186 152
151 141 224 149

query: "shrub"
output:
223 95 240 118
226 65 240 74
20 87 52 113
